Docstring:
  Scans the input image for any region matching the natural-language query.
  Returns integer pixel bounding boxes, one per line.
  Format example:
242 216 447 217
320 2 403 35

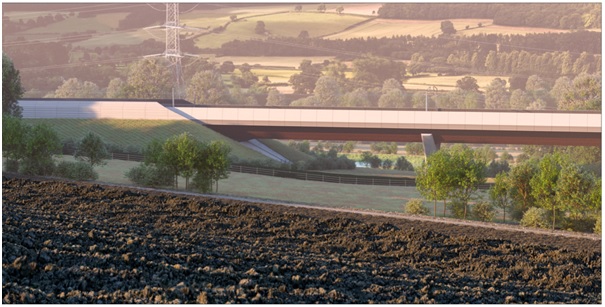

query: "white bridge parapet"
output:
19 100 601 133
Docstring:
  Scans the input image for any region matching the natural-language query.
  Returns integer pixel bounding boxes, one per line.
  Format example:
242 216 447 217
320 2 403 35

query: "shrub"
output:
54 161 98 181
125 164 173 188
395 156 414 171
19 157 55 176
472 201 495 222
520 207 549 229
561 215 597 233
405 199 429 215
594 215 601 234
449 199 468 219
382 159 393 169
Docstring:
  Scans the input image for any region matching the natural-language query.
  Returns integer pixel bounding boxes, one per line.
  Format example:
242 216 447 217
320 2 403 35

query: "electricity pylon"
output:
145 3 204 100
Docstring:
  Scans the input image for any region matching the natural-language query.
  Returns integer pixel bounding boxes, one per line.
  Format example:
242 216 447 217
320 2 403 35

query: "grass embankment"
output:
256 139 315 163
22 118 270 162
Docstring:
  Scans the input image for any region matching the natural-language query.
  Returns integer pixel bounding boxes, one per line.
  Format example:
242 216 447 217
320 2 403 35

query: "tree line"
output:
377 3 601 30
415 145 601 233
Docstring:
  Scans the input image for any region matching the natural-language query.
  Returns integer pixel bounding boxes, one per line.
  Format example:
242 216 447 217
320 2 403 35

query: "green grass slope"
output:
22 118 270 161
257 139 315 163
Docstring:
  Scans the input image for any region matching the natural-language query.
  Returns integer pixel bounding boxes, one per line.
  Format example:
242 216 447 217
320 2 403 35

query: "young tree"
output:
416 150 454 218
558 73 601 111
448 146 487 220
2 52 24 117
509 160 537 219
201 141 232 192
317 3 326 12
530 153 564 230
490 172 513 223
176 133 203 190
74 131 109 168
336 6 344 14
556 164 596 222
294 5 302 12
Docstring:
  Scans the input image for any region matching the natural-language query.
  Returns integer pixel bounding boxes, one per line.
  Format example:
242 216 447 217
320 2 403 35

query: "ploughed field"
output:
2 176 601 304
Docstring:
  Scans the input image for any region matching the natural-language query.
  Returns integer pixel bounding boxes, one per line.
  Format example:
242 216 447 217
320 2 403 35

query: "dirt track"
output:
2 176 601 303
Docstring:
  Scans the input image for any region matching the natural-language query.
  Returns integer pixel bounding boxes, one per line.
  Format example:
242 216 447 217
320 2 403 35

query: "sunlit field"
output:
403 74 510 91
193 12 369 49
324 18 586 40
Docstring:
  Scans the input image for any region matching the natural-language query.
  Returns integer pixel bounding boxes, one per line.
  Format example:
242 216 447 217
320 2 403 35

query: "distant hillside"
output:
378 3 601 30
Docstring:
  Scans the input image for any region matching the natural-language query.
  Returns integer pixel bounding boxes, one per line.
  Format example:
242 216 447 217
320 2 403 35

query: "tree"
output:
405 143 424 156
490 172 513 223
54 78 100 98
125 58 171 99
3 52 24 117
20 123 61 176
175 132 203 190
395 156 414 171
289 60 322 94
353 55 406 88
230 15 237 22
556 164 596 223
294 5 302 12
558 73 601 110
440 20 456 35
484 78 509 109
74 131 109 168
106 78 126 98
266 88 287 106
447 146 487 220
186 70 230 105
313 76 342 107
416 150 454 218
199 141 232 192
298 30 310 40
509 89 532 110
220 61 235 74
255 20 266 34
317 3 326 12
336 6 344 14
2 114 29 170
378 89 407 108
340 88 371 108
456 76 479 92
509 160 537 220
530 153 564 230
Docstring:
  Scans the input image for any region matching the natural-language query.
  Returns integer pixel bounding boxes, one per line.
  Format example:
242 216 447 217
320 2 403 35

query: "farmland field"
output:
403 74 509 91
3 175 601 303
324 18 583 40
192 12 369 49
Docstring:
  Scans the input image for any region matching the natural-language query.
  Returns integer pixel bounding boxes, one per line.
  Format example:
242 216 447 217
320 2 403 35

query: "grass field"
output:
55 155 425 213
22 118 270 161
193 11 369 49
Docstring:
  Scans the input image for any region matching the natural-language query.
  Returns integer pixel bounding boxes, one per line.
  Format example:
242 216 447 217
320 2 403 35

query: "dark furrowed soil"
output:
2 176 601 304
